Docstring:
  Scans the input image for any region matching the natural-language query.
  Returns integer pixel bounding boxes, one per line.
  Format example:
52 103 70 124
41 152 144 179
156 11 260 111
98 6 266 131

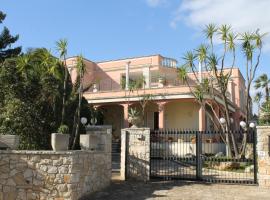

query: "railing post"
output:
196 131 202 180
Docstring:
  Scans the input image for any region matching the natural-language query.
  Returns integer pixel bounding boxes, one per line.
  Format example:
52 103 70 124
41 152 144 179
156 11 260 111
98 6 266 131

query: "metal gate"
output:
150 129 257 184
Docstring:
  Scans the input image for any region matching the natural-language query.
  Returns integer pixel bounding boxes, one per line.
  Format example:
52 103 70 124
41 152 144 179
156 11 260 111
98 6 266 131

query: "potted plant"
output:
128 108 141 128
51 125 70 151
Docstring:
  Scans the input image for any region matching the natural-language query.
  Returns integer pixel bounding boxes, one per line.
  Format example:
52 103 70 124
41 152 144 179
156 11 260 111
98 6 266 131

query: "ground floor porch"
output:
92 99 241 141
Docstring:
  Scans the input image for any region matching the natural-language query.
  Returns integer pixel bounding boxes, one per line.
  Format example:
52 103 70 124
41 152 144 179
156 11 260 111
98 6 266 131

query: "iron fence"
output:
150 129 257 184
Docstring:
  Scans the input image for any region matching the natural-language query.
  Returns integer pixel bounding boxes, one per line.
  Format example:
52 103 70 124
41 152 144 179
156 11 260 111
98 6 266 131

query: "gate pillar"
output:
120 128 150 181
256 126 270 188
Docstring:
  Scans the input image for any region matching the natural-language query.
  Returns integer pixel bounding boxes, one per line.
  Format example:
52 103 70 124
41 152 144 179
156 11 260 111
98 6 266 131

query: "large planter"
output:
80 134 99 150
0 135 20 149
51 133 69 151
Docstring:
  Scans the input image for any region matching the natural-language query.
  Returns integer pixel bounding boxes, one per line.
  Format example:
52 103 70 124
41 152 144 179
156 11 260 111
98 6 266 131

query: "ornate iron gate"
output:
150 129 257 184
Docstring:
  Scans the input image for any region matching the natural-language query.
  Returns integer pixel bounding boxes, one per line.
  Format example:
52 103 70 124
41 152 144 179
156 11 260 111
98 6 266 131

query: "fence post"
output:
196 131 202 180
256 126 270 188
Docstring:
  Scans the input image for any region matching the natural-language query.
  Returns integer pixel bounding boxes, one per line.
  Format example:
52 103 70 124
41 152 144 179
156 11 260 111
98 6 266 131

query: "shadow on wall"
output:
126 153 149 182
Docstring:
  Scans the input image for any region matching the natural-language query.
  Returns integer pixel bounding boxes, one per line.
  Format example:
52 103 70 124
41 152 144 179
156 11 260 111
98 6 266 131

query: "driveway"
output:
81 179 270 200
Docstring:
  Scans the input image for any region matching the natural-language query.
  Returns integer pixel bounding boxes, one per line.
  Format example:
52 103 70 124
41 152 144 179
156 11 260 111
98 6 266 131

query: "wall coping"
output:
257 126 270 129
0 150 108 155
123 127 150 131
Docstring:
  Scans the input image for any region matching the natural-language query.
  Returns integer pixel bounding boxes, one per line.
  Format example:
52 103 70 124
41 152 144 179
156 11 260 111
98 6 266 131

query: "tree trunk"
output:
61 58 68 125
72 71 83 150
266 86 269 102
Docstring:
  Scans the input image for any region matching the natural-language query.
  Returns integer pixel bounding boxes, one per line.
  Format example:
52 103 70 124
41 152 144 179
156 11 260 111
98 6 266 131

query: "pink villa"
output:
66 54 246 140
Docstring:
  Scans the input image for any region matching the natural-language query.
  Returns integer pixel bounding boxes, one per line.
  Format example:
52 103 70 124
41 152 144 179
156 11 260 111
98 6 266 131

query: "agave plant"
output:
128 108 141 128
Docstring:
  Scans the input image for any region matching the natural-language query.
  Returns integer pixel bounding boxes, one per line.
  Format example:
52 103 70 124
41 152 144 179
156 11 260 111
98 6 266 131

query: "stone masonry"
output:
0 150 111 200
256 126 270 188
121 128 150 181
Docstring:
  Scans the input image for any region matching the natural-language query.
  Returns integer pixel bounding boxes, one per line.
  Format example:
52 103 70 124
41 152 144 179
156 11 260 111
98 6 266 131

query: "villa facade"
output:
66 55 246 140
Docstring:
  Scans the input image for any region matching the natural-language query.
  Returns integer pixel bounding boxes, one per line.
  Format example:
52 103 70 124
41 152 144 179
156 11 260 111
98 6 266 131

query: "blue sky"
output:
1 0 270 100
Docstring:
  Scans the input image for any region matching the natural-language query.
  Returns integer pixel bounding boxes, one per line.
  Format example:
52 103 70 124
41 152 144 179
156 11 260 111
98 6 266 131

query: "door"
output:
154 112 159 130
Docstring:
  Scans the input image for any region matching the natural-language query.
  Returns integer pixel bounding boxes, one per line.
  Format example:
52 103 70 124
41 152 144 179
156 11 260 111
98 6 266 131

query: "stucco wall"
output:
165 101 200 129
0 150 111 200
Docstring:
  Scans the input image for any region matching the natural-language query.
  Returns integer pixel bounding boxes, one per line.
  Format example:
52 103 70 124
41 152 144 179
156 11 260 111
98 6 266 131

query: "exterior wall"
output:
257 126 270 188
0 150 111 200
165 101 200 130
120 128 150 181
65 57 97 87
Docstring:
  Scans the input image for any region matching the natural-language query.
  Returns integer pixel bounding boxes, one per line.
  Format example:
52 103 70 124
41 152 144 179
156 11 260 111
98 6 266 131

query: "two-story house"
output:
66 54 246 140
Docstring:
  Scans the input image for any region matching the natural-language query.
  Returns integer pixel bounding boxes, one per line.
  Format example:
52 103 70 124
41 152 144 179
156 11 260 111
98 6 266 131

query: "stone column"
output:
256 126 270 188
125 61 131 90
157 102 167 129
143 66 151 88
199 106 206 131
122 104 129 128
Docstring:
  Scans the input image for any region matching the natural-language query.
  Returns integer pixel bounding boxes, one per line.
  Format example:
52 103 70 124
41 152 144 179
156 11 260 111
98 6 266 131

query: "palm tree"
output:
72 55 86 150
203 24 217 53
56 39 68 125
255 74 270 102
196 44 208 81
218 24 231 71
16 54 32 80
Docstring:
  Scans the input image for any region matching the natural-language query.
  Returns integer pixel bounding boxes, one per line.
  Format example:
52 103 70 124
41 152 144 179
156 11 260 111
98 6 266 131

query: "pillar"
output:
157 102 167 130
143 66 151 88
256 126 270 188
122 104 129 128
125 61 130 90
199 106 206 131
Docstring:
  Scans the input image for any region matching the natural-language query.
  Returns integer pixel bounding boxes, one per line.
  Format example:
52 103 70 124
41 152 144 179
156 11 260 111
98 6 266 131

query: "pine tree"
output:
0 11 21 62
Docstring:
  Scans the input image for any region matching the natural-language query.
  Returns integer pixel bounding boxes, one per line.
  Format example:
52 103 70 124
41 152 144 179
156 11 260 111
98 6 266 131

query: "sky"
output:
1 0 270 111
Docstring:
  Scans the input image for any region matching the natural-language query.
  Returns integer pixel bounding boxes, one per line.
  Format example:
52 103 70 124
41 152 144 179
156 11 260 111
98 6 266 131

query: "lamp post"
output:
219 117 231 157
239 120 256 157
81 117 87 126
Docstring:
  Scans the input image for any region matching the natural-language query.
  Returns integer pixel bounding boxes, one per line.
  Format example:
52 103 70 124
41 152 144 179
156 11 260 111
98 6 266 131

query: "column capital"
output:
157 101 168 111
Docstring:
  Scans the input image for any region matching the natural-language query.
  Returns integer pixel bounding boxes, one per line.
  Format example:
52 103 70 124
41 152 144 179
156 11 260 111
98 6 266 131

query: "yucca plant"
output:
128 108 141 128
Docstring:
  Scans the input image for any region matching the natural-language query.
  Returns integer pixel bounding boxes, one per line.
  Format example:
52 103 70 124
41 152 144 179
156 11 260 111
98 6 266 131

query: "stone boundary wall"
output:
0 150 111 200
257 126 270 188
121 128 150 181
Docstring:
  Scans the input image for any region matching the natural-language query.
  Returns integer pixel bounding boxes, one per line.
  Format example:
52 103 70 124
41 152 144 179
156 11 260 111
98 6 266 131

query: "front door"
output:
154 112 159 130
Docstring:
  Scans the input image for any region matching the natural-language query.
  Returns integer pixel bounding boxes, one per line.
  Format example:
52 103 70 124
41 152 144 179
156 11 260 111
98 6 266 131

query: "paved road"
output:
81 180 270 200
